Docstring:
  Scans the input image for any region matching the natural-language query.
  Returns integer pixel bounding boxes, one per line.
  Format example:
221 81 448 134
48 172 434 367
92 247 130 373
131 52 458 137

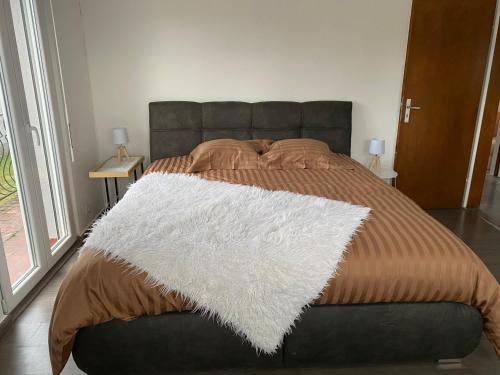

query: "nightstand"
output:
373 168 398 187
89 156 145 208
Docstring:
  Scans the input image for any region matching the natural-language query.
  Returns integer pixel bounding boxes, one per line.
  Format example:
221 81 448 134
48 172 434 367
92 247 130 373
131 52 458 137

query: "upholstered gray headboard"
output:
149 101 352 161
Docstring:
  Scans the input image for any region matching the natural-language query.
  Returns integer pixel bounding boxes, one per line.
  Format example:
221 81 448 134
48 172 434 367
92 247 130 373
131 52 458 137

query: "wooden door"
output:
394 0 496 209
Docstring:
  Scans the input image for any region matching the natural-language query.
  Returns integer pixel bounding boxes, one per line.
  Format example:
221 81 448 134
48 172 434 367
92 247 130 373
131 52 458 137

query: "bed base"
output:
73 302 482 375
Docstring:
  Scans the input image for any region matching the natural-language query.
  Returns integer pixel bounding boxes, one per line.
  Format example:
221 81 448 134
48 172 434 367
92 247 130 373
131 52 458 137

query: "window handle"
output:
29 125 41 146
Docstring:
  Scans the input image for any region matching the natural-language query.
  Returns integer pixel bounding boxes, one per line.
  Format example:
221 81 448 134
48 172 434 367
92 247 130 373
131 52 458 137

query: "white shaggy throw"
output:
84 172 370 353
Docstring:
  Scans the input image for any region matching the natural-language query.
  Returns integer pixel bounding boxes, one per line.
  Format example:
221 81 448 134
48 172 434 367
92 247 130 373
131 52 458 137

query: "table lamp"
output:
113 127 129 161
368 138 385 174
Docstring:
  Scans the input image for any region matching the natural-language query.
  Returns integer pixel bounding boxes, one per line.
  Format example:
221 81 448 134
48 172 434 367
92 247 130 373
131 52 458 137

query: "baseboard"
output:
79 206 107 238
1 207 106 338
0 313 12 338
0 237 82 339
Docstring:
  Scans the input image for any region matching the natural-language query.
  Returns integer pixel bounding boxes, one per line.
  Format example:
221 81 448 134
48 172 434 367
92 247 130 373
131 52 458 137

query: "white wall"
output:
76 0 411 167
52 0 103 234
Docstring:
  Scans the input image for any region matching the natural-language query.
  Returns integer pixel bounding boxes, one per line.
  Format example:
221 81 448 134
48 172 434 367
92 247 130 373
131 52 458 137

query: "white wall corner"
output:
462 0 500 207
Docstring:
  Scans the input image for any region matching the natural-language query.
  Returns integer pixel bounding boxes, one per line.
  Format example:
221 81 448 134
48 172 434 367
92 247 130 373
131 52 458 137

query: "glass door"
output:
0 0 74 312
13 0 74 263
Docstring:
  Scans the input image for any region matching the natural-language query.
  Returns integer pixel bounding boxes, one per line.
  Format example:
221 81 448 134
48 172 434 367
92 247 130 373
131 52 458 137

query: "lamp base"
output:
116 145 129 162
368 155 382 174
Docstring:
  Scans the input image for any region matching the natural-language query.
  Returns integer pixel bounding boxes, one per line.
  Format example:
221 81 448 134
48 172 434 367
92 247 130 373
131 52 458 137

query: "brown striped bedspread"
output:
49 154 500 374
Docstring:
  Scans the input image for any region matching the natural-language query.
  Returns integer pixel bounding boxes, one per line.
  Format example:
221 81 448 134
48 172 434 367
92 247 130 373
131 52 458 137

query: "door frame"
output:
466 4 500 207
495 114 500 176
0 0 51 311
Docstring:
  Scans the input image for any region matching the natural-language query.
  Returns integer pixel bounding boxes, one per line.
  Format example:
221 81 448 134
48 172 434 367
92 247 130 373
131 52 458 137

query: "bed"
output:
49 101 500 375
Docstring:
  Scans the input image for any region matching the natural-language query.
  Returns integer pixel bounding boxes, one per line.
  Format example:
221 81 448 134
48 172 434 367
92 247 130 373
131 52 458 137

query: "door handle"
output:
403 98 422 123
29 125 41 146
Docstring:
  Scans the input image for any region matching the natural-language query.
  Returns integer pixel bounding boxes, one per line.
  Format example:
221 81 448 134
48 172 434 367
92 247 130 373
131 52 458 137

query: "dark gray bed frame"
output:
73 101 483 375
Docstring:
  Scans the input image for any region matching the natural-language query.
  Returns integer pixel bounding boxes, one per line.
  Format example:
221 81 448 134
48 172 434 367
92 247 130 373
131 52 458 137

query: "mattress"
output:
49 154 500 375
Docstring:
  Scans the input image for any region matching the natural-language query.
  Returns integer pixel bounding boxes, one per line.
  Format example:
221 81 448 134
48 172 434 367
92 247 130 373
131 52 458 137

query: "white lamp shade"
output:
113 127 129 145
369 138 385 155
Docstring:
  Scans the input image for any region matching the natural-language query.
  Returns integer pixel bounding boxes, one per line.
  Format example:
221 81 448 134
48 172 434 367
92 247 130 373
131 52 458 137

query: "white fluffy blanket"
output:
84 172 370 353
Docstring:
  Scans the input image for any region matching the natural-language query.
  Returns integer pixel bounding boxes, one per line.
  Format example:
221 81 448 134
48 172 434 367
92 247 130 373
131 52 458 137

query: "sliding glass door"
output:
0 0 74 312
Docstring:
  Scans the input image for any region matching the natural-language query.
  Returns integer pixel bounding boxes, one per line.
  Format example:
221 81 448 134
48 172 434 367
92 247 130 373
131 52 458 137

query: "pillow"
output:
260 138 332 169
187 139 273 172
